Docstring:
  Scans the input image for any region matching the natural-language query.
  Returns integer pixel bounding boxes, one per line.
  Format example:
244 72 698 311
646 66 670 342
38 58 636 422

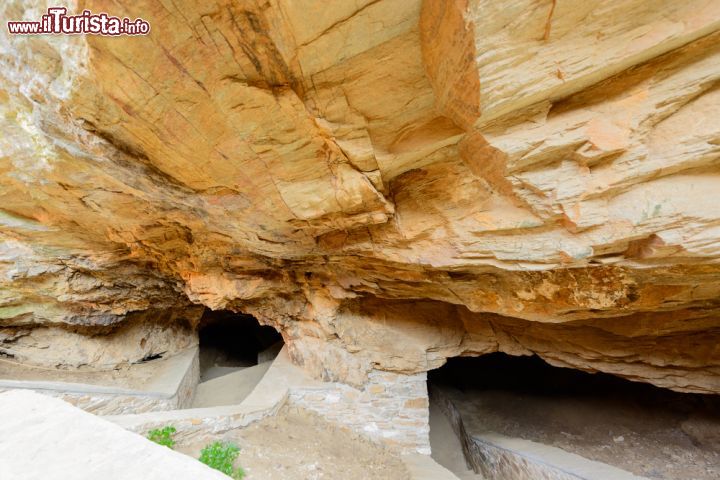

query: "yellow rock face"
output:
1 0 719 392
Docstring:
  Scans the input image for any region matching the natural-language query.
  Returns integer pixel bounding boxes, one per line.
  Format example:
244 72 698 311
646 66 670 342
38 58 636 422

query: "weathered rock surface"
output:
1 1 719 392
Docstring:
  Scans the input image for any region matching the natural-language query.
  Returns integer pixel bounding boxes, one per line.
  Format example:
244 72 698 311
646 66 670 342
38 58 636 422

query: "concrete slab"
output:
192 361 271 408
0 389 229 480
200 365 244 382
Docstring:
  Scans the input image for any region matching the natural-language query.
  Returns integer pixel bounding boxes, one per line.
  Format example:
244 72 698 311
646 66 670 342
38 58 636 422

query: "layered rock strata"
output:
1 0 719 393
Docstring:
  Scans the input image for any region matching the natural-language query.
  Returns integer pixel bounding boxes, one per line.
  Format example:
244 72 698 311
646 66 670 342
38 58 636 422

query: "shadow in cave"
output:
430 353 717 403
198 310 282 382
427 353 720 480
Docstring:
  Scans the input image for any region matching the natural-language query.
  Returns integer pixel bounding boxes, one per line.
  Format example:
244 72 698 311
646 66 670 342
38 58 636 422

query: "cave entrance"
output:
427 353 720 480
197 310 283 382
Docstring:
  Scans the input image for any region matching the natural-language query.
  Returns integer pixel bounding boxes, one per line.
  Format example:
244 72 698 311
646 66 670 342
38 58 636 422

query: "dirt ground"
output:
177 406 410 480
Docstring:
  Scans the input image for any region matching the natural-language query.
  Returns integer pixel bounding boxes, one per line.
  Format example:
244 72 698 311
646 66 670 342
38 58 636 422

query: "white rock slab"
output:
0 389 229 480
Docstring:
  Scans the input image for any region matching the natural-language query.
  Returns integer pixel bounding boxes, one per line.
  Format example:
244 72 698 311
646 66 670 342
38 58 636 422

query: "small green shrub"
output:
147 425 177 449
199 441 245 479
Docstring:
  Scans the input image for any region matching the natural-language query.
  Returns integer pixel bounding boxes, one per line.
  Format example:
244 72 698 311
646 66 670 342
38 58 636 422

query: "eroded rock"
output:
1 0 719 392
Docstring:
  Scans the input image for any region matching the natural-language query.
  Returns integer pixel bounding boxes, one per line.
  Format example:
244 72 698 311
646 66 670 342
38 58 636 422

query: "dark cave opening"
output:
429 353 716 401
427 353 720 479
197 309 283 381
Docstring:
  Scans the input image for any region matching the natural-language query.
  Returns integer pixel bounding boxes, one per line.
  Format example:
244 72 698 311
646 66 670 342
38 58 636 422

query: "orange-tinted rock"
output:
1 0 719 392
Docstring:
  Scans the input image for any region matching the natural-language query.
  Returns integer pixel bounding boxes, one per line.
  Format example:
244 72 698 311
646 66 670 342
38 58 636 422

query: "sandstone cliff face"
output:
1 0 719 392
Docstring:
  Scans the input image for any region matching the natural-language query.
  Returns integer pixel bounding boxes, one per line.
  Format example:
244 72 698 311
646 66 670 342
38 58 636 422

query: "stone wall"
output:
288 370 430 454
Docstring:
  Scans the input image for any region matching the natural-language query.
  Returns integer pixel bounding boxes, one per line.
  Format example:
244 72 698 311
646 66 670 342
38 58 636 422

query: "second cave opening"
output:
428 353 720 480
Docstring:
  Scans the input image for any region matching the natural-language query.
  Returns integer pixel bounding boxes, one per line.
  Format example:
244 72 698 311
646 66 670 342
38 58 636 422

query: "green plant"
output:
199 441 245 479
147 425 177 449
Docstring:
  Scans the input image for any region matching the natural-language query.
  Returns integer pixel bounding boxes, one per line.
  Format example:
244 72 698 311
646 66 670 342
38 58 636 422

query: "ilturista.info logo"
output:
7 7 150 35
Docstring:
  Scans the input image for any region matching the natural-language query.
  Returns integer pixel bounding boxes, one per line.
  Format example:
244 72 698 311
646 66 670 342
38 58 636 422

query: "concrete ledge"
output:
469 432 649 480
106 346 313 442
432 387 649 480
192 361 272 408
0 347 199 415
